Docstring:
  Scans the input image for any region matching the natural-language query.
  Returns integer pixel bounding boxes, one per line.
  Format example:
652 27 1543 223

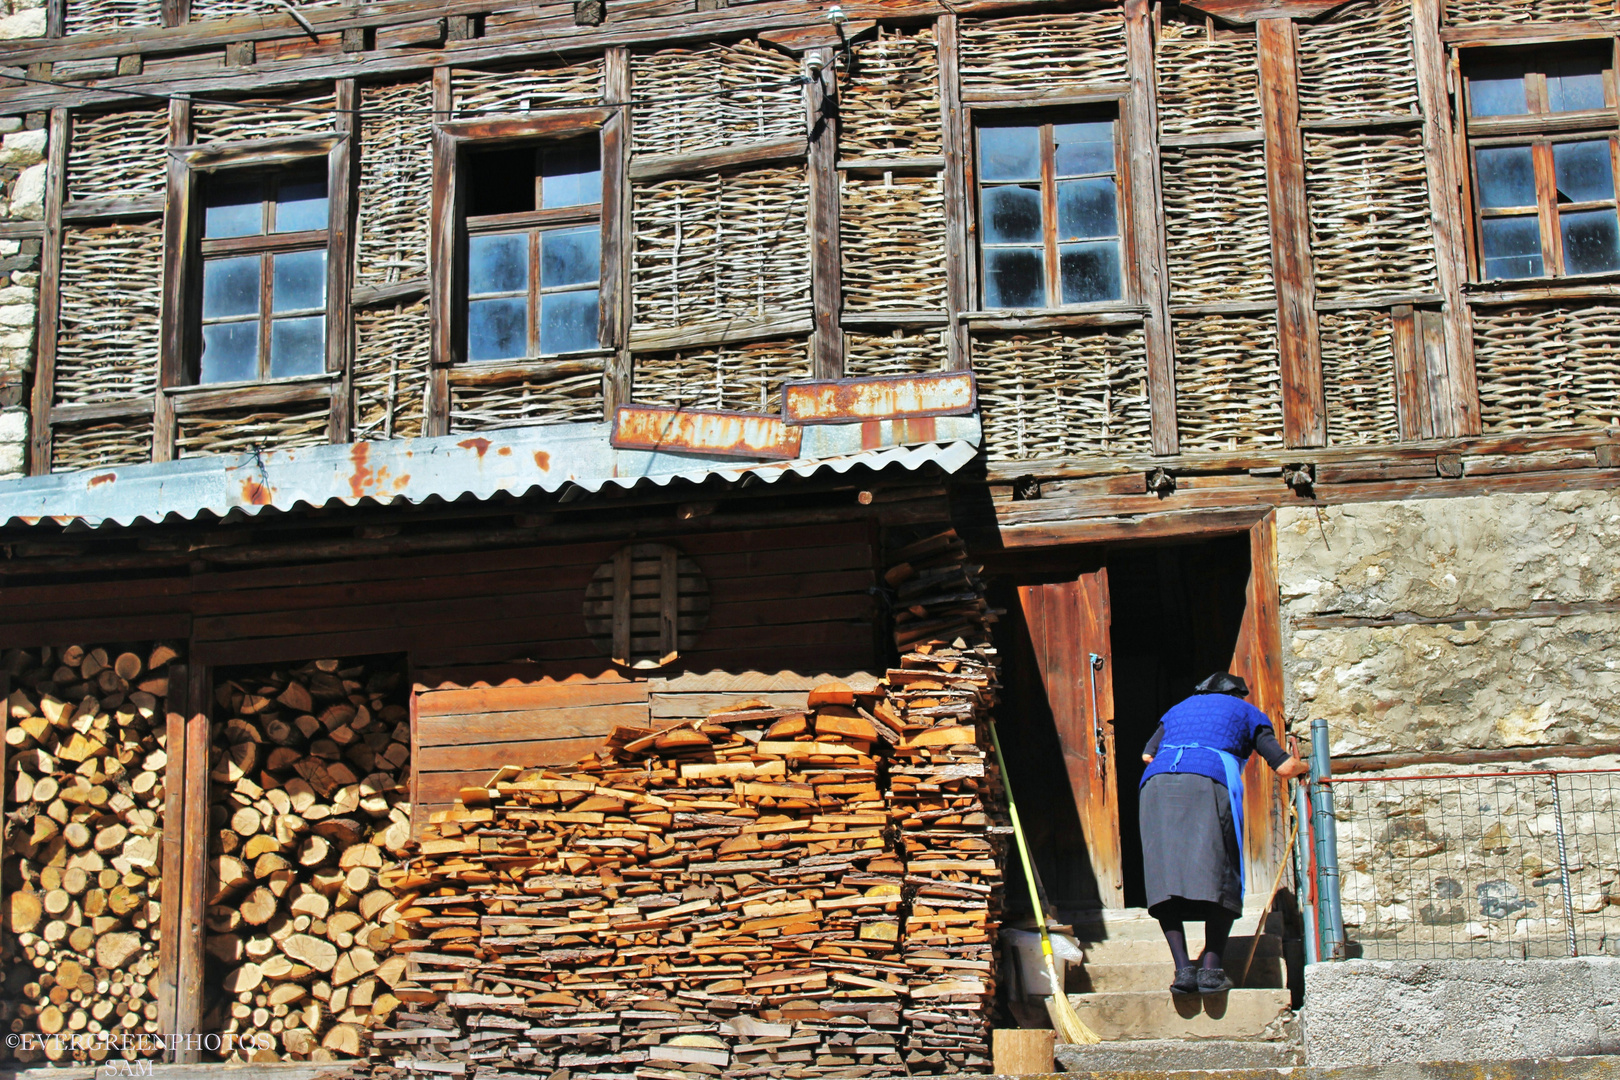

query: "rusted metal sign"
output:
611 405 803 460
781 371 976 425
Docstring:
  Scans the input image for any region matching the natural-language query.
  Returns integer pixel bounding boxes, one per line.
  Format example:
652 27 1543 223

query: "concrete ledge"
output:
1304 958 1620 1066
1055 1056 1620 1080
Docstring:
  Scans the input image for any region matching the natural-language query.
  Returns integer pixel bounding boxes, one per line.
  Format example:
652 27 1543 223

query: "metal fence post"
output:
1294 778 1319 965
1550 774 1578 958
1310 718 1346 959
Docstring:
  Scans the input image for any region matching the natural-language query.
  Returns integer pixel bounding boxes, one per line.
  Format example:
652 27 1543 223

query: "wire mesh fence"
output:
1323 769 1620 960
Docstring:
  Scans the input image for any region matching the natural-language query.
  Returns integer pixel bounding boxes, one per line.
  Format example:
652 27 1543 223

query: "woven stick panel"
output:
630 40 802 157
1162 143 1274 305
356 81 432 288
54 221 163 406
353 300 429 441
65 0 159 32
192 89 336 142
841 174 947 312
845 328 948 378
1474 304 1620 432
1445 0 1611 24
1173 315 1284 452
632 337 811 414
450 370 604 431
452 59 603 116
51 418 153 472
1155 19 1261 136
839 25 941 159
1320 308 1399 446
970 328 1152 460
176 406 329 457
1306 133 1437 302
190 0 338 19
631 167 811 330
960 11 1128 95
65 107 168 201
1297 0 1418 123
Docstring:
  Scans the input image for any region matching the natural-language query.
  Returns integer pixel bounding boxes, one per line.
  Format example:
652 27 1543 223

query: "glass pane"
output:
200 321 259 384
539 289 599 354
978 126 1041 182
1053 121 1115 177
469 233 529 296
1561 208 1620 274
981 185 1043 244
983 247 1045 308
203 178 262 239
1468 61 1529 117
269 315 326 378
1481 215 1545 279
540 226 600 289
1476 145 1537 209
1058 178 1118 242
202 255 259 319
468 297 529 361
540 136 601 209
1554 140 1615 203
272 249 326 313
1060 242 1123 304
274 175 328 233
1548 56 1609 113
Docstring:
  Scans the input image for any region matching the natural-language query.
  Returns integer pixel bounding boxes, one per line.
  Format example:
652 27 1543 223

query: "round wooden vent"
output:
584 543 709 668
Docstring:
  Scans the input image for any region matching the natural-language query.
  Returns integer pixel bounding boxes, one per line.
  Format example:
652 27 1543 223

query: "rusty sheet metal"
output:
0 416 980 529
782 371 976 425
610 406 802 460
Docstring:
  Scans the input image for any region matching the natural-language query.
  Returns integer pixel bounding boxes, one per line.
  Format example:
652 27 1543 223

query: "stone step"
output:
1065 988 1294 1042
1070 910 1286 944
1079 933 1284 967
1077 953 1287 992
1055 1037 1304 1072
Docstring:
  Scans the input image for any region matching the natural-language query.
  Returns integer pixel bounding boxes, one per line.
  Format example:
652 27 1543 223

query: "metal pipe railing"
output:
1293 777 1319 965
1310 718 1346 959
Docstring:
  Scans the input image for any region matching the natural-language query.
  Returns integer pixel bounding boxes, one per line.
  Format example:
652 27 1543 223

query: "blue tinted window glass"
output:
269 315 325 378
978 126 1041 182
204 179 263 238
540 289 599 354
469 297 529 360
983 247 1045 308
540 136 601 209
1058 178 1118 242
982 185 1043 244
1554 140 1615 203
1561 208 1620 274
541 227 600 289
1469 62 1529 117
1060 242 1123 304
1481 215 1545 279
272 249 326 313
469 233 528 296
1548 56 1608 113
202 255 259 319
200 321 259 384
1476 145 1537 209
1053 122 1114 177
274 175 328 233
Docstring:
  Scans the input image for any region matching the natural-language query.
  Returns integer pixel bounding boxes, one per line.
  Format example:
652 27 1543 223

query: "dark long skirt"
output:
1139 772 1242 918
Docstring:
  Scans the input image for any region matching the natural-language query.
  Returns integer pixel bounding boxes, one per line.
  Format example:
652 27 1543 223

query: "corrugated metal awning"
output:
0 415 981 530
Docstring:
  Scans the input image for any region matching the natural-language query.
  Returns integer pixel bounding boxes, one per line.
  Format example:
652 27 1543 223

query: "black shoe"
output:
1170 965 1199 995
1198 967 1234 994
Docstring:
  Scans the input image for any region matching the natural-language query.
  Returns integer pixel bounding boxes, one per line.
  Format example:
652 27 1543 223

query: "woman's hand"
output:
1276 756 1309 779
1141 754 1153 764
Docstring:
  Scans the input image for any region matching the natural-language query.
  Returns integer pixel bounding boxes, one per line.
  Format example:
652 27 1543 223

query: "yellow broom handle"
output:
988 720 1051 940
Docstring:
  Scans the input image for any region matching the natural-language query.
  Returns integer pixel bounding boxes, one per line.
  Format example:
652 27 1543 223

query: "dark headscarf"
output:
1193 671 1250 697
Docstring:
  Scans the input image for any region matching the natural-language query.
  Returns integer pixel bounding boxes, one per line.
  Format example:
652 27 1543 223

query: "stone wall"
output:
0 114 42 479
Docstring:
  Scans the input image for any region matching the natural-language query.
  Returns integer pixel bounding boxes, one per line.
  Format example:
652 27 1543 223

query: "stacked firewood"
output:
884 530 990 651
0 643 177 1066
203 658 413 1062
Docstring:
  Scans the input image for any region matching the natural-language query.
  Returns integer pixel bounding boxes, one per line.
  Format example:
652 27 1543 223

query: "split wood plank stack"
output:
1 643 177 1066
883 530 993 651
203 657 414 1062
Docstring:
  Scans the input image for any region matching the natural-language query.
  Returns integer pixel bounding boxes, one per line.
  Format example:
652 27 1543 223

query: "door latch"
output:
1087 652 1106 776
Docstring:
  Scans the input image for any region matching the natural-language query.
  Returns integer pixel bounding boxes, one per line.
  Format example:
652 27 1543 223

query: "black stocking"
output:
1158 919 1191 968
1200 914 1235 970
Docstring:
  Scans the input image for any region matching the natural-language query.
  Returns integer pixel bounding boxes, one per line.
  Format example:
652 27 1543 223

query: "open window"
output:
1461 46 1620 281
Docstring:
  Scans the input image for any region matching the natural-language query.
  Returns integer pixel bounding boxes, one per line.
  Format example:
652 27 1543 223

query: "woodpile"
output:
883 530 992 651
203 657 413 1062
1 643 177 1065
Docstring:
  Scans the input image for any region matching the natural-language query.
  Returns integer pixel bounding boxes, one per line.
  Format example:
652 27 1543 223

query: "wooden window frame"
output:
1457 42 1620 284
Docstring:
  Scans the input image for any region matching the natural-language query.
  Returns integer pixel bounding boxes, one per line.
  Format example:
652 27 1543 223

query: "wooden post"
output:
1124 0 1177 456
602 46 632 414
992 1029 1055 1075
425 66 453 437
1391 304 1435 440
155 96 192 463
27 107 66 475
174 661 210 1063
0 664 9 982
937 13 970 372
806 46 842 381
1257 18 1326 449
45 0 63 38
327 79 357 444
156 660 188 1059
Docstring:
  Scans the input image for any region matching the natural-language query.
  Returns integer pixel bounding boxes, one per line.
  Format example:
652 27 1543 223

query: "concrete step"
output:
1065 988 1293 1042
1078 933 1283 967
1070 910 1286 944
1077 953 1286 992
1055 1038 1304 1072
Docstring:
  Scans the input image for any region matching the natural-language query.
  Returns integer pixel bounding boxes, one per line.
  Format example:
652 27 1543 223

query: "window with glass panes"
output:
198 169 329 384
462 135 601 361
1464 49 1620 280
976 116 1124 309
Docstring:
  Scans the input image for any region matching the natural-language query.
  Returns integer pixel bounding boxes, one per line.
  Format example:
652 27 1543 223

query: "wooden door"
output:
1018 570 1124 908
1231 513 1291 897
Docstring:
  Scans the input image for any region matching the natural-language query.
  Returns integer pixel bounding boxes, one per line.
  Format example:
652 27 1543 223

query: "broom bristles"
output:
1042 952 1101 1045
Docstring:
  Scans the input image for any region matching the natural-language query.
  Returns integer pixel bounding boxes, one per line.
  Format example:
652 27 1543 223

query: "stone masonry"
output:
0 111 42 478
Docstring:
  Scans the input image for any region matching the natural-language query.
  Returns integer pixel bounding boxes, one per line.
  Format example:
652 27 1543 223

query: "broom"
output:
988 721 1102 1045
